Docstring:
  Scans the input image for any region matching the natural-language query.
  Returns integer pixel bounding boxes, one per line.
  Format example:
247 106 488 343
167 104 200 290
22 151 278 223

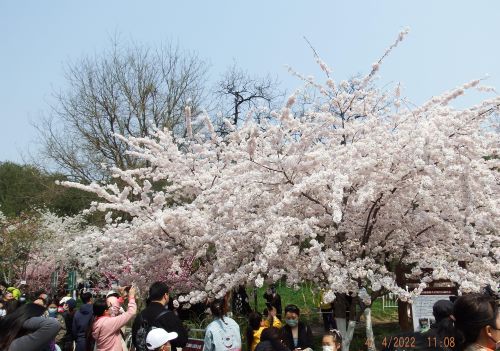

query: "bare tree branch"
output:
35 40 209 182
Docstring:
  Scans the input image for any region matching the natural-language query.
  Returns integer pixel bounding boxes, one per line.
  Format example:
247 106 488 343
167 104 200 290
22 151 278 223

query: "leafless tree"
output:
36 41 209 182
214 64 283 134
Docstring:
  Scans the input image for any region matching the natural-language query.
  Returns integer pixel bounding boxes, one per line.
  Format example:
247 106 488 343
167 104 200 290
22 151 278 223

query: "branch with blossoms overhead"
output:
58 29 499 309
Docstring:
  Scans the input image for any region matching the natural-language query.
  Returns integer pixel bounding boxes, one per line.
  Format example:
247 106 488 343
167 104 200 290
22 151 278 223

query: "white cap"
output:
106 290 119 298
59 296 71 305
146 328 178 350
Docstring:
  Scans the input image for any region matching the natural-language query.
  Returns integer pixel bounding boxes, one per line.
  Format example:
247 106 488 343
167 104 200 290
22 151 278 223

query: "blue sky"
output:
1 1 499 163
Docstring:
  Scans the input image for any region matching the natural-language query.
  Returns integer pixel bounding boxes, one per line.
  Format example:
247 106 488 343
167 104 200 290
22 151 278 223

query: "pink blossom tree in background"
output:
60 30 499 350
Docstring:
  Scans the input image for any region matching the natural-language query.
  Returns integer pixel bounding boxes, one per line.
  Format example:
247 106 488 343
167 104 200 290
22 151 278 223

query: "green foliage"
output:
254 282 319 318
0 162 44 216
0 161 95 217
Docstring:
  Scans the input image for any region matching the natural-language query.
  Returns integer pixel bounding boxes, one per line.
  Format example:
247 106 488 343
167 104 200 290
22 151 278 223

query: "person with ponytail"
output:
453 293 500 351
0 303 61 351
203 298 241 351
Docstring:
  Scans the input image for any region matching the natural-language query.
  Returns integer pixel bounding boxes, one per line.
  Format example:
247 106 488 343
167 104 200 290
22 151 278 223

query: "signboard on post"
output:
411 286 456 332
51 271 59 289
67 271 76 291
183 339 204 351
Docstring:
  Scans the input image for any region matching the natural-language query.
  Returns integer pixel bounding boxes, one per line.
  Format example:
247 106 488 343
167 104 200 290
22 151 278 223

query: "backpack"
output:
134 310 169 351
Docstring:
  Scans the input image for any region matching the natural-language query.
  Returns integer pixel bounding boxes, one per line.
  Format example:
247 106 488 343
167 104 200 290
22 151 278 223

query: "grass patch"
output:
253 283 398 323
185 283 403 351
253 283 402 351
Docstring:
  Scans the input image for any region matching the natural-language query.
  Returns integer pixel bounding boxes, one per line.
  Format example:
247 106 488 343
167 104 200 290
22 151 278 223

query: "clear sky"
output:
1 1 499 163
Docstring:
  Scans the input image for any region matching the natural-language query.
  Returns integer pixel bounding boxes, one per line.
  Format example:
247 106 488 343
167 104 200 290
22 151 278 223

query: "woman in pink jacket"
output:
91 287 137 351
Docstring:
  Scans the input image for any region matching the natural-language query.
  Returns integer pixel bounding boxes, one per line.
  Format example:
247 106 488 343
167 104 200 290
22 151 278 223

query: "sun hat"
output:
146 328 178 350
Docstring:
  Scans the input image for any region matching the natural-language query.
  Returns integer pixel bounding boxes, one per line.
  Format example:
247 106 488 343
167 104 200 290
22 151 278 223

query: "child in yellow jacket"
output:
247 306 282 351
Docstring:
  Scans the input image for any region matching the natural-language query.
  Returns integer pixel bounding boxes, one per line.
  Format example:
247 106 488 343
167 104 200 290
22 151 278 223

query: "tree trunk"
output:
364 307 376 351
397 300 412 331
342 295 360 351
395 263 413 331
343 320 357 351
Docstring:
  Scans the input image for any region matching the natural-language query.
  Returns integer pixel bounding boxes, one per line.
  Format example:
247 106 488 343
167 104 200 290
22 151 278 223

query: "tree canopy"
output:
0 161 94 217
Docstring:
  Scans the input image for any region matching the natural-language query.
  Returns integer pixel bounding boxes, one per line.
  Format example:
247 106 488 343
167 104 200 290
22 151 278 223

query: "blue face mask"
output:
286 319 298 327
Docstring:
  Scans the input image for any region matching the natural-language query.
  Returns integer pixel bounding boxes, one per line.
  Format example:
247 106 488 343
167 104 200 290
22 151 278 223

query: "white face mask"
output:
323 346 334 351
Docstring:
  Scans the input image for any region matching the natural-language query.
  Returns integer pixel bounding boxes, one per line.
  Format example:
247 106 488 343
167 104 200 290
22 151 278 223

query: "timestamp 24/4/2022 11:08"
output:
363 336 456 350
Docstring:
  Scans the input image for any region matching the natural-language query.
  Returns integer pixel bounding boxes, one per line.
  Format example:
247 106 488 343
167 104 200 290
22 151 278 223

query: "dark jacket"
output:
8 317 61 351
255 340 290 351
281 322 313 350
72 303 93 351
333 293 350 319
131 302 188 349
255 340 274 351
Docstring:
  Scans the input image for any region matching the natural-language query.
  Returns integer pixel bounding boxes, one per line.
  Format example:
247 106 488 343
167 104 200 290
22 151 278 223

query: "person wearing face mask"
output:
453 293 500 351
322 330 342 351
47 302 67 346
280 305 313 351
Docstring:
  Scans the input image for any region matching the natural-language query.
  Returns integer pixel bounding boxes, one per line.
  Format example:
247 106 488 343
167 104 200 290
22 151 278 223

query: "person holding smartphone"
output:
91 286 137 351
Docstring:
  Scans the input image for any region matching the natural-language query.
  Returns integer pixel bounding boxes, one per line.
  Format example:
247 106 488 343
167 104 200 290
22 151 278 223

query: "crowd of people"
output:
0 280 498 351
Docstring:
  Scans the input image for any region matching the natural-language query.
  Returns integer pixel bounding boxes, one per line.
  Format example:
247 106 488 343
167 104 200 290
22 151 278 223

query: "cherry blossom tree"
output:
59 30 499 349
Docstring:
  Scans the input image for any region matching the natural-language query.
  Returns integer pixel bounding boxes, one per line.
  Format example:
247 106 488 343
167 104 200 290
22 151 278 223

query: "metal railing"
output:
382 293 399 310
